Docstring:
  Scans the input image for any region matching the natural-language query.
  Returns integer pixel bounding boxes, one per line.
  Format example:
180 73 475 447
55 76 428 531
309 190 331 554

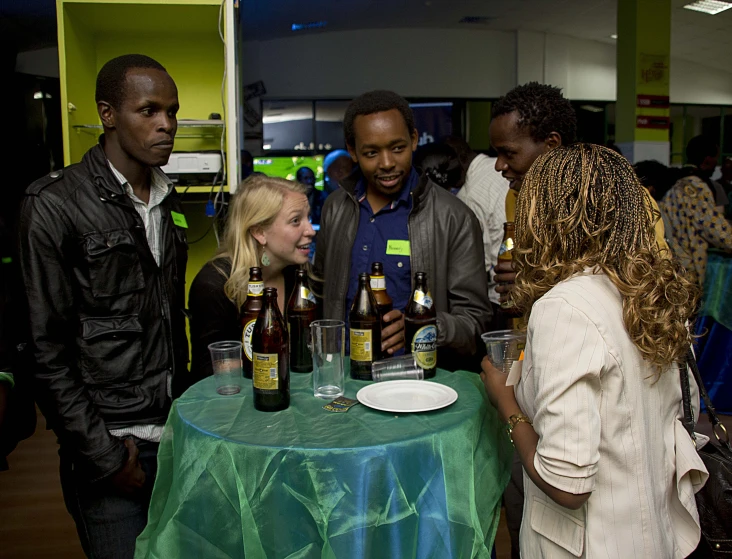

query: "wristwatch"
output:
506 412 532 444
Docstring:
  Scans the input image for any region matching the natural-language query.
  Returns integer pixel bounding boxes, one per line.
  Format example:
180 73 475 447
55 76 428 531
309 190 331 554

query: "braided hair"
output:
513 143 698 368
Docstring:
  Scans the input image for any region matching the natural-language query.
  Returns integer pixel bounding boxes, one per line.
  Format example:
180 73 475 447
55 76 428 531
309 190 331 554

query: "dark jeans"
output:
503 452 524 559
59 438 159 559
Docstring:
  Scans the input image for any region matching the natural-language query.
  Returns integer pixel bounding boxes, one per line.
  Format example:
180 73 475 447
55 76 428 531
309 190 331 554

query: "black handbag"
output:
679 348 732 558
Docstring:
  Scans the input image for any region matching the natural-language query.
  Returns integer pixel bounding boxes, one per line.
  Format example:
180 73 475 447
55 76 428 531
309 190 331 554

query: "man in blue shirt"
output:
315 91 491 368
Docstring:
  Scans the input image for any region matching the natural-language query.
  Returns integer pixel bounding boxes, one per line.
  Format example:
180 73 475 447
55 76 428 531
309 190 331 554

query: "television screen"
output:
253 155 325 190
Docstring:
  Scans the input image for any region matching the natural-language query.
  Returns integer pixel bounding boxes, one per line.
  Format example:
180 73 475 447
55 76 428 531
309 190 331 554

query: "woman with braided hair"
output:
481 144 708 558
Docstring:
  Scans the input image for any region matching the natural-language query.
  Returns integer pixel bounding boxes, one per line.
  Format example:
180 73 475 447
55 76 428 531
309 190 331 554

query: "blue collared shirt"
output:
344 168 419 319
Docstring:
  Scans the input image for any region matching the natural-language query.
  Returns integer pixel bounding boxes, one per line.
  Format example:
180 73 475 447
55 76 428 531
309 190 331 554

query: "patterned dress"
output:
659 175 732 285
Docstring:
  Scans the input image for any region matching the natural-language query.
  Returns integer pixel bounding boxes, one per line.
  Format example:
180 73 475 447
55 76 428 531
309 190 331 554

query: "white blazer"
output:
514 271 708 558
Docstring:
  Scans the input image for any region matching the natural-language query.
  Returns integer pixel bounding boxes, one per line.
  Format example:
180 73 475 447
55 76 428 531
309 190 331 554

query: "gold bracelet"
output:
506 412 532 444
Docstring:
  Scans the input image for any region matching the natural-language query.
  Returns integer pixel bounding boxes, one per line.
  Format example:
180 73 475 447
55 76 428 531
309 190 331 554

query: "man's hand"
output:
381 310 405 355
111 438 146 494
494 260 517 304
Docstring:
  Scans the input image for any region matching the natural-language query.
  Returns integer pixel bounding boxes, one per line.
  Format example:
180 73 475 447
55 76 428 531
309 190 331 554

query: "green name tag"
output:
171 211 188 229
386 240 410 256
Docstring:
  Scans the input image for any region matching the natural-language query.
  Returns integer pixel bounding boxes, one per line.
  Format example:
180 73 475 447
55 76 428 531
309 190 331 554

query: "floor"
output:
0 408 728 559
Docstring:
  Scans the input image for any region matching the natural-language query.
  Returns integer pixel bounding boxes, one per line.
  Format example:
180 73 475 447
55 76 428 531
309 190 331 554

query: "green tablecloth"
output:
700 250 732 331
135 369 512 559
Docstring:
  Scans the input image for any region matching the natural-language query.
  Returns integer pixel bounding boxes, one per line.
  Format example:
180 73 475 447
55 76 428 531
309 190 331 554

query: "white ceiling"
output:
241 0 732 74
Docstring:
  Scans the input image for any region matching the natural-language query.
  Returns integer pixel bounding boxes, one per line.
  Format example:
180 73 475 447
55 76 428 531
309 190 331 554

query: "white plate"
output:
356 380 458 413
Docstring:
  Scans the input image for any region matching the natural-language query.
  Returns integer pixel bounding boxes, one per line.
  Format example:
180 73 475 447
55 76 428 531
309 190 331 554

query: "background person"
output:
189 175 314 380
482 144 706 559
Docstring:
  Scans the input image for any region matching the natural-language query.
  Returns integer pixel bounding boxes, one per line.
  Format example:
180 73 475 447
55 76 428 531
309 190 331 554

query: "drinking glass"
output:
208 340 244 395
481 330 526 375
310 320 345 399
371 354 424 381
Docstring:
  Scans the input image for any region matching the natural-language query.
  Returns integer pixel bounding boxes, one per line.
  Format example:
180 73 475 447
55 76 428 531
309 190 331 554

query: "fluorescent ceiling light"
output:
580 105 604 113
683 1 732 15
610 34 618 39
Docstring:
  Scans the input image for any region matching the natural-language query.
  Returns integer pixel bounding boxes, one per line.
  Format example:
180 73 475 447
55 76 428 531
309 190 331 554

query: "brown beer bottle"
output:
240 267 264 379
349 273 381 380
497 222 520 329
405 272 437 378
286 269 317 373
252 287 290 412
370 262 393 359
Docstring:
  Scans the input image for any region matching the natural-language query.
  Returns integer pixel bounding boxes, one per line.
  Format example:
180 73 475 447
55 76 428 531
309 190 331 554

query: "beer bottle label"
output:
248 281 264 296
370 275 386 291
498 238 514 257
413 289 433 309
412 325 437 369
253 353 279 390
242 319 256 361
350 328 373 362
300 286 317 303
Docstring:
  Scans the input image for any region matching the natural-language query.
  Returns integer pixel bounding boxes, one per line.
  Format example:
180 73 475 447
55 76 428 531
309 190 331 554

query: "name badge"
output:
171 211 188 229
386 240 410 256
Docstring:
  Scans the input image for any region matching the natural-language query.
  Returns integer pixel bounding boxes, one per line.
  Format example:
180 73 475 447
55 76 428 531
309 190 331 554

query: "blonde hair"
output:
513 143 699 369
214 175 307 309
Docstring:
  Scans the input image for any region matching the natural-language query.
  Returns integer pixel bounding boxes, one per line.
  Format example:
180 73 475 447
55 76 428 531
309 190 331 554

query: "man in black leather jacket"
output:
18 54 189 559
314 91 491 371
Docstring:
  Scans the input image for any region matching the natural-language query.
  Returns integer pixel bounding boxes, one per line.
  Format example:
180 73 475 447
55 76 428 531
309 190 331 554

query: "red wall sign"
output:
637 95 670 108
636 115 670 129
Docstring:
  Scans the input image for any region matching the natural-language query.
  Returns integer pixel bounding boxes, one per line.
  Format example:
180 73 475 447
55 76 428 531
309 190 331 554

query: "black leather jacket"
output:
18 143 189 481
314 169 492 371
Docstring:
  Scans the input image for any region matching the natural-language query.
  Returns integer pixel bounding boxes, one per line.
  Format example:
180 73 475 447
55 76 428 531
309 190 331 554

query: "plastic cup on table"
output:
208 341 244 395
371 354 425 382
310 320 346 399
481 330 526 375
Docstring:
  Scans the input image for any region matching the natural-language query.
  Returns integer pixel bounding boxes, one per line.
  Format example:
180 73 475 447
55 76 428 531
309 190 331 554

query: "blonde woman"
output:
481 144 708 558
189 175 315 380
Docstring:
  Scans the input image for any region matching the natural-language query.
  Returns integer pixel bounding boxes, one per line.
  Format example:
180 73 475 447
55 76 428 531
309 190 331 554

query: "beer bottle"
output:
497 222 516 310
252 287 290 412
405 272 437 378
240 267 264 379
370 262 393 359
286 269 317 373
349 273 381 380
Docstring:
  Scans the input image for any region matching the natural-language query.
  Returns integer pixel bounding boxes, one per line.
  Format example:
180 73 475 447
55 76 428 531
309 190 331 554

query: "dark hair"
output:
686 135 718 167
634 160 675 201
413 142 462 190
441 136 476 173
343 90 416 148
95 54 167 108
492 82 577 145
296 167 315 181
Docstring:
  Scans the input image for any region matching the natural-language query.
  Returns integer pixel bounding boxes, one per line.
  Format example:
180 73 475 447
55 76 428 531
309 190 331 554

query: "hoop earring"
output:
261 250 271 267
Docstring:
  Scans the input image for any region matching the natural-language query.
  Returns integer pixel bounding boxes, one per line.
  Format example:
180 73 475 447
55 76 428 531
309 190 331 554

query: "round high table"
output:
135 368 512 559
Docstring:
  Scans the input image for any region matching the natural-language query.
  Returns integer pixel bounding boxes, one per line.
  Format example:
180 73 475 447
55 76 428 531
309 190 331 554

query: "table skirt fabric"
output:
135 370 512 559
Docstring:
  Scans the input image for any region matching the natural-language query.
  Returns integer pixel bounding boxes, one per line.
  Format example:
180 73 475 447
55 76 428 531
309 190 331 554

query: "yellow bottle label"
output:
370 275 386 291
242 319 256 361
300 286 316 303
248 281 264 297
498 238 514 258
253 353 279 390
413 290 433 309
350 328 373 362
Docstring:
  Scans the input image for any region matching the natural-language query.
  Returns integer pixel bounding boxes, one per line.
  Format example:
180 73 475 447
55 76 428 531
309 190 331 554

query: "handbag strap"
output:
679 348 696 443
684 347 732 452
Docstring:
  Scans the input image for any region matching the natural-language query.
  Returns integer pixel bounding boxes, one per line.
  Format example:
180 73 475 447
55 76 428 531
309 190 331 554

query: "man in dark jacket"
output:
18 54 189 559
314 90 491 370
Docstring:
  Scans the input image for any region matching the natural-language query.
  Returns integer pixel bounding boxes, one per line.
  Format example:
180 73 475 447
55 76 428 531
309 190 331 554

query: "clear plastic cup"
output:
208 341 243 395
481 330 526 375
310 320 346 399
371 355 425 381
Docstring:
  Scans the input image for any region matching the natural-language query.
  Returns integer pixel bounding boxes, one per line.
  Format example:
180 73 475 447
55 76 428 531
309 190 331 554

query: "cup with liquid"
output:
208 340 244 395
310 320 346 399
481 330 526 375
